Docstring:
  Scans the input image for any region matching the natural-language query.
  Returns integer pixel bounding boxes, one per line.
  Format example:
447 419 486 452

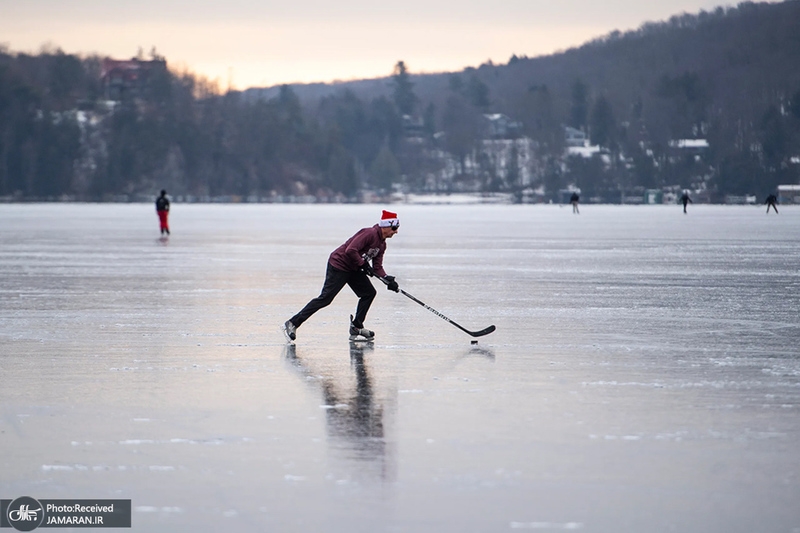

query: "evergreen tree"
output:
590 95 615 148
570 80 589 131
442 95 480 176
391 61 416 116
466 72 490 109
370 144 401 192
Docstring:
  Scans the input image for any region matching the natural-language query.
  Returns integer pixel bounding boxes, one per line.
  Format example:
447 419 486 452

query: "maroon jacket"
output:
328 224 388 277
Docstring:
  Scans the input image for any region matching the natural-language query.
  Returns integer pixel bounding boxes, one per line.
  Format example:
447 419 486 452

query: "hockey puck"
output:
471 340 478 345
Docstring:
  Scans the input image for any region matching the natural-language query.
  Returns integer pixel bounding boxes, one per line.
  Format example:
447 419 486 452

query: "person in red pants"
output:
156 190 170 235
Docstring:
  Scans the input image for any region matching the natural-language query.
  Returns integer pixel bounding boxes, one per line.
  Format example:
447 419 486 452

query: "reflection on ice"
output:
465 345 496 360
284 343 395 482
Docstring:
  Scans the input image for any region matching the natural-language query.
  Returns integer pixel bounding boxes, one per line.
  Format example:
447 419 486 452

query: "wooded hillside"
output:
2 0 799 202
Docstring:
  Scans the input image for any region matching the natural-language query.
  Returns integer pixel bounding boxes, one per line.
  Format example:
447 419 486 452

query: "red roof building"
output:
101 58 167 101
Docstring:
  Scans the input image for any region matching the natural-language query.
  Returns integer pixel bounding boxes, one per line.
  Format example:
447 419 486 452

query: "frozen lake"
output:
1 203 799 532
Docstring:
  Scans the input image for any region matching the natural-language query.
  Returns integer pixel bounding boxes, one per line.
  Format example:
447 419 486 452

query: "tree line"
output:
1 0 799 202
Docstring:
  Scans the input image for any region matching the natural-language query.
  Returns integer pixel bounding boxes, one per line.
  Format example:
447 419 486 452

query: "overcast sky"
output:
0 0 770 90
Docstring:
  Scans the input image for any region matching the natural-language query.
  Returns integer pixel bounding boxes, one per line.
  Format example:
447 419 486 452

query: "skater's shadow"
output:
283 343 393 481
466 345 496 360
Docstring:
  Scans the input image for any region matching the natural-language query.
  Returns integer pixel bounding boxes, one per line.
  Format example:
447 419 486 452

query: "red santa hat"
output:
379 210 399 228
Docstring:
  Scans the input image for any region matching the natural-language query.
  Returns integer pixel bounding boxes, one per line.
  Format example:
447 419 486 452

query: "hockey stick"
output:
377 276 496 338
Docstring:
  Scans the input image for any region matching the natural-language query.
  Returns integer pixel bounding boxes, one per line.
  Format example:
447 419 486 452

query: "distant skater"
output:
570 192 580 214
765 194 779 214
680 191 693 214
282 210 401 343
156 190 170 235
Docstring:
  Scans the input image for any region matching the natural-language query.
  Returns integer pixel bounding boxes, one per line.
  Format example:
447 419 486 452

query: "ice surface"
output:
1 203 799 532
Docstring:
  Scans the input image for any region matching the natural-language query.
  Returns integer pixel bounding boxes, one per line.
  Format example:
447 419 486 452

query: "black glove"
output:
360 261 375 277
383 275 399 292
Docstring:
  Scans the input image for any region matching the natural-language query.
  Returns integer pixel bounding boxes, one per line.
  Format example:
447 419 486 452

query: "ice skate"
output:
282 320 297 343
349 315 374 342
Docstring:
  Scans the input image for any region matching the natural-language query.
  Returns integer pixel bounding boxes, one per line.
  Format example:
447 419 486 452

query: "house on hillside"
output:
565 126 587 147
101 58 167 101
668 139 709 162
482 114 522 139
778 184 800 204
563 126 605 160
402 115 425 139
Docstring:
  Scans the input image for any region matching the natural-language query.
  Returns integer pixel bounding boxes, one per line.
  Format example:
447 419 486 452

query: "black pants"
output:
290 263 376 329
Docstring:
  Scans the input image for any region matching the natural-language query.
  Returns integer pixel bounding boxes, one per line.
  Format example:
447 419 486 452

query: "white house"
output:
565 126 587 147
482 114 522 139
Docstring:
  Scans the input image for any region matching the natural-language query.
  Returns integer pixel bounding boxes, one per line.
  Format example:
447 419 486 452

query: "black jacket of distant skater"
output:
156 195 170 212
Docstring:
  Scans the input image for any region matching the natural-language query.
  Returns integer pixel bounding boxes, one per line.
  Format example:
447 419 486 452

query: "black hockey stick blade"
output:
468 325 496 337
